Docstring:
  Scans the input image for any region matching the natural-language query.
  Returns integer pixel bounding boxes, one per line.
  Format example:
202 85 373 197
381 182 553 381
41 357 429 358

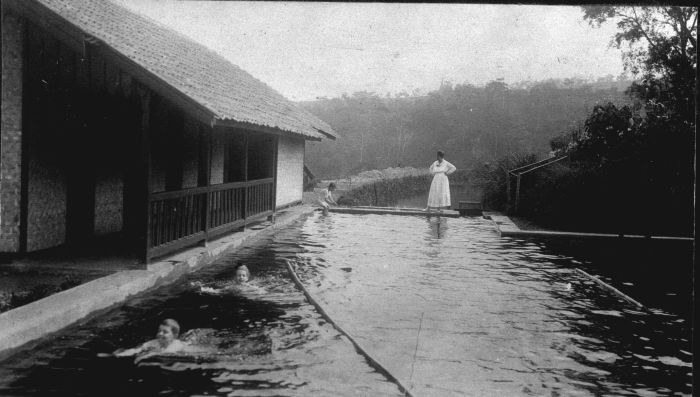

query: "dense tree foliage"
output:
582 6 696 122
500 6 696 235
302 77 632 178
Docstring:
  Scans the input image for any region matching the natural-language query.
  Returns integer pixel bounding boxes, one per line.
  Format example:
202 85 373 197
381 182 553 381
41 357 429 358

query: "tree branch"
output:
690 11 697 31
675 7 697 54
631 8 662 51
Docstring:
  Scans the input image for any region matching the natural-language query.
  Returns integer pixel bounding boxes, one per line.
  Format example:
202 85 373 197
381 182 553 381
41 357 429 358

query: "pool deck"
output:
329 206 461 218
487 212 694 242
0 205 315 358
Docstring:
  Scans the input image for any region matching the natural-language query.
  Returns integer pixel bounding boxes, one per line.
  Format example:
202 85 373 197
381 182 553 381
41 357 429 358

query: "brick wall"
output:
276 136 304 207
94 172 123 235
0 11 23 252
26 155 67 251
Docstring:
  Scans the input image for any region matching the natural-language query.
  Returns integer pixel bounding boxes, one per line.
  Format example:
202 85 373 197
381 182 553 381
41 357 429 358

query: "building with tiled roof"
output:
1 0 336 261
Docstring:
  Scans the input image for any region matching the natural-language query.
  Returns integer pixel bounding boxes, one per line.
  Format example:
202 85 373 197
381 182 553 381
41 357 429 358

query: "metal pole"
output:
243 131 249 229
505 171 511 210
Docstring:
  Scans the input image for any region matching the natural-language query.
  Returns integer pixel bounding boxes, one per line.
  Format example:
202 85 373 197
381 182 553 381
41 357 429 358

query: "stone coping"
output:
330 206 461 218
0 205 315 359
487 212 693 242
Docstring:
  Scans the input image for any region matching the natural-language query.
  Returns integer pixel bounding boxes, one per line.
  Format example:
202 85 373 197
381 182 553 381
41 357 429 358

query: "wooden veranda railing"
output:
147 178 274 260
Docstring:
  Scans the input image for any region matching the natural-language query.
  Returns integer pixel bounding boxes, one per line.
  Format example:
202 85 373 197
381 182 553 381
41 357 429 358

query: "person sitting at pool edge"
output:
112 318 187 360
318 182 338 214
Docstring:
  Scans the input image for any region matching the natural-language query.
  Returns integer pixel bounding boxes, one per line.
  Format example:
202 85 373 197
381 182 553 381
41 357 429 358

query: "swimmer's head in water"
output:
234 263 250 284
157 319 180 347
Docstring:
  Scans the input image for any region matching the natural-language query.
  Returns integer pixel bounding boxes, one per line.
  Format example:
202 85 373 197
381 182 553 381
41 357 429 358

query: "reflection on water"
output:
0 213 692 396
426 216 449 239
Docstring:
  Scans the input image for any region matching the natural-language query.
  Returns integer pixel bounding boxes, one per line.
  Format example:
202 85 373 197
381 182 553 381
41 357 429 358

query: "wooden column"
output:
243 130 249 228
138 86 151 264
17 18 28 253
271 135 278 219
200 124 211 246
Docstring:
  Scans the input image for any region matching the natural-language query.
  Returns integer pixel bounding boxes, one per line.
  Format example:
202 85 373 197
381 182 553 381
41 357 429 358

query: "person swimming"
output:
109 319 188 363
196 263 266 295
233 263 250 284
103 319 273 367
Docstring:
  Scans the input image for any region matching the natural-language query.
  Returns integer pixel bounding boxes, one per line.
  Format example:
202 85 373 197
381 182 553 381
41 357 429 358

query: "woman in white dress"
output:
426 150 456 212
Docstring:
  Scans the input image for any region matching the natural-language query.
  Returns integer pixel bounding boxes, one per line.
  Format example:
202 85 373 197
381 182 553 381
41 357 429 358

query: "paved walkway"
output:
0 237 143 313
488 212 693 241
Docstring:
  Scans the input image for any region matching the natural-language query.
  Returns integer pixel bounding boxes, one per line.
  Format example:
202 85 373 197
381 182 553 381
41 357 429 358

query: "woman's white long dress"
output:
427 160 456 208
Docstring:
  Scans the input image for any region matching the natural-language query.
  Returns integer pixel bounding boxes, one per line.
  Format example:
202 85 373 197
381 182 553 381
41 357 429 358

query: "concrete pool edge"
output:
487 212 694 242
0 205 316 358
330 206 461 217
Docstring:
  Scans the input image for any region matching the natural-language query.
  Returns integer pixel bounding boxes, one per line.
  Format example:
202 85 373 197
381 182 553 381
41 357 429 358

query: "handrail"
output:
149 185 210 201
506 156 568 213
508 155 567 176
508 156 558 174
149 178 273 201
207 181 248 193
511 156 568 176
245 177 274 187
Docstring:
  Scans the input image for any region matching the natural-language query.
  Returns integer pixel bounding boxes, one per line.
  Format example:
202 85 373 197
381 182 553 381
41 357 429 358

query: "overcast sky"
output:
114 1 626 101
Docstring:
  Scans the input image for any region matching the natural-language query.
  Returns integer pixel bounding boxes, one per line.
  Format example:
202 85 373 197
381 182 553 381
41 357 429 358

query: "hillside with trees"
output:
301 76 633 179
475 6 695 236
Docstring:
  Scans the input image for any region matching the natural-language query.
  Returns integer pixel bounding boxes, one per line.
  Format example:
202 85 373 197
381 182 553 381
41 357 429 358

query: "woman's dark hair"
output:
328 182 336 189
437 150 445 158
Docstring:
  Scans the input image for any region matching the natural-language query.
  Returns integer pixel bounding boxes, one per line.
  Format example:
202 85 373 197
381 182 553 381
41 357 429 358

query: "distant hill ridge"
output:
300 78 634 179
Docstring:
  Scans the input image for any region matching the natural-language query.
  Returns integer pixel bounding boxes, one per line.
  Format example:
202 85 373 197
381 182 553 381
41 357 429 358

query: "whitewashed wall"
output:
276 136 304 207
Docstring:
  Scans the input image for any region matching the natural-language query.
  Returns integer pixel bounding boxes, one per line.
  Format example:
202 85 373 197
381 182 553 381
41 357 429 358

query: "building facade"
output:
0 0 336 262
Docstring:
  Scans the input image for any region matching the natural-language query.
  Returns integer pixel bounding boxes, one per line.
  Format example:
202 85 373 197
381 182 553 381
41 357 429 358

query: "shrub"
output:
341 170 471 207
471 153 537 211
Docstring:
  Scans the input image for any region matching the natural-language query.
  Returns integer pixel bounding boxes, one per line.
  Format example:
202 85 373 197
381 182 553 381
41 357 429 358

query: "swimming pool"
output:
0 213 692 396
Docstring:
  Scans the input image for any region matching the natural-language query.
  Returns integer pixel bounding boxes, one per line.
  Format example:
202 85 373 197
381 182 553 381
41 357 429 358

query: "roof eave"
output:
214 119 323 141
314 128 337 140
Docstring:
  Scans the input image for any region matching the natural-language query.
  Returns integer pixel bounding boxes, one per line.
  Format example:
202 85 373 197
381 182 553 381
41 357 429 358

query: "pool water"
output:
0 213 692 396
